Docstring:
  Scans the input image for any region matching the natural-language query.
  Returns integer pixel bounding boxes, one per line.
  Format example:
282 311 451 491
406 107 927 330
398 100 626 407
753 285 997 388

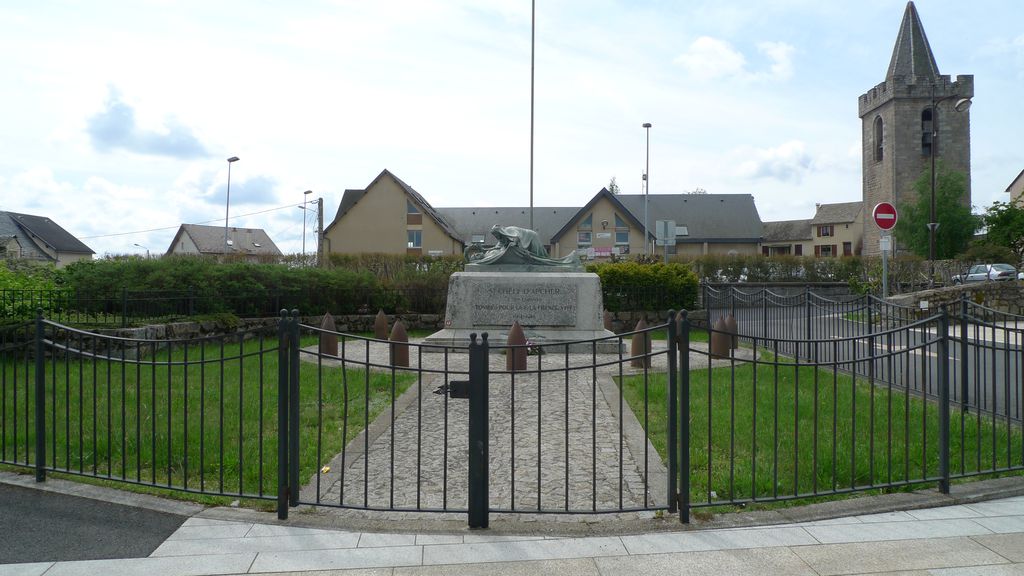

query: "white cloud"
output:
674 37 795 82
736 140 814 183
674 36 747 81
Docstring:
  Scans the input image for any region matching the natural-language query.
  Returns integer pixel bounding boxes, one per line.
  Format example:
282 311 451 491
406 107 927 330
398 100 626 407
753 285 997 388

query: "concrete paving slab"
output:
41 553 257 576
791 537 1008 575
393 557 601 575
246 524 348 538
969 502 1024 516
249 545 422 573
414 534 464 545
420 536 626 565
928 565 1024 575
974 517 1024 534
804 518 994 544
461 534 547 543
619 526 817 555
855 511 917 523
357 533 418 547
907 505 986 521
165 524 254 540
594 547 818 576
150 533 362 557
225 571 392 576
972 533 1024 562
182 518 251 528
0 563 52 576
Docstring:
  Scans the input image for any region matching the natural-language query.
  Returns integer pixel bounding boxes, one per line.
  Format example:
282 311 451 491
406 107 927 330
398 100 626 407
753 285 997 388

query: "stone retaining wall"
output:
886 281 1024 315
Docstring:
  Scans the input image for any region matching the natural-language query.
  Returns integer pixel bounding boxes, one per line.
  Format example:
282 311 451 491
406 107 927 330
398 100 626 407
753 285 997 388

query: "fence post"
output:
666 311 678 513
938 308 951 494
678 311 690 524
277 309 290 519
467 333 490 529
959 294 969 411
34 310 46 482
288 309 301 507
867 305 875 386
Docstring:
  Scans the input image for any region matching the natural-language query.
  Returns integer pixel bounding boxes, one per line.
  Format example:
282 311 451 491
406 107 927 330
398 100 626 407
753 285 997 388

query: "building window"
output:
817 225 833 237
407 230 422 248
614 214 629 244
471 234 485 244
577 231 592 247
795 244 802 256
921 108 933 156
843 242 852 256
579 214 592 230
873 116 884 162
406 199 422 225
815 244 836 258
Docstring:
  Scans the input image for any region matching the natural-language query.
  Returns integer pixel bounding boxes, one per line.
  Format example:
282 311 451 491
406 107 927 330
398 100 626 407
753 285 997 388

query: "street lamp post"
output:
224 156 240 252
642 122 652 256
927 85 971 287
301 190 312 258
133 243 149 259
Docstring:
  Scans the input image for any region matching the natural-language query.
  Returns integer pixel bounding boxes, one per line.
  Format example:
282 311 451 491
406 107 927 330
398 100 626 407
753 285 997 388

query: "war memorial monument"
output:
423 225 620 351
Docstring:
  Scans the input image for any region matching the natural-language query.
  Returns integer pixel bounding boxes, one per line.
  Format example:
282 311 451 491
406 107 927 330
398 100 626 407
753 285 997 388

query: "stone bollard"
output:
709 317 731 359
724 313 739 350
506 321 527 372
630 317 651 368
389 320 409 368
374 309 389 340
319 312 338 356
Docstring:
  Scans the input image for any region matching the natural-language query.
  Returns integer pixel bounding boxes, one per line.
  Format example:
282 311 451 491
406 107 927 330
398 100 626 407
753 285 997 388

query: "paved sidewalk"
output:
4 474 1024 575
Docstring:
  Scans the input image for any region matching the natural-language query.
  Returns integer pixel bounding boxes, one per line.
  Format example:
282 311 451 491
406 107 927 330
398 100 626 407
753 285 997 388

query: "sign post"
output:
656 220 676 264
873 203 898 298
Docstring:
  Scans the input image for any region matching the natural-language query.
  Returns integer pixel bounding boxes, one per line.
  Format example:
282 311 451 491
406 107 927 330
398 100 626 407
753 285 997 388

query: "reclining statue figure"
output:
464 224 582 271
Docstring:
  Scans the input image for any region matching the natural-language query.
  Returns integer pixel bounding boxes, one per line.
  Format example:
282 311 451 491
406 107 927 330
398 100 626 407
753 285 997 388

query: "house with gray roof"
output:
0 211 94 267
762 220 813 256
166 224 282 261
436 206 576 253
323 170 464 257
809 201 864 257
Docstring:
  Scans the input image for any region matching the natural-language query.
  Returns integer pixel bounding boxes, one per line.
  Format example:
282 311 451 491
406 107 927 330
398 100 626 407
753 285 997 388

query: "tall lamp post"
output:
133 243 149 259
224 156 240 252
927 85 971 287
301 190 312 257
642 122 652 256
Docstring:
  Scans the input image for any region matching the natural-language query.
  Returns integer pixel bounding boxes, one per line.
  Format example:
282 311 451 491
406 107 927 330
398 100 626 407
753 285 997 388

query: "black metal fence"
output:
3 293 1022 526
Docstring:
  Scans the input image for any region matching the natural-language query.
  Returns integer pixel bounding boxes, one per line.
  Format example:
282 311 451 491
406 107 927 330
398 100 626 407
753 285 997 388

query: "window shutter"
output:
814 245 821 257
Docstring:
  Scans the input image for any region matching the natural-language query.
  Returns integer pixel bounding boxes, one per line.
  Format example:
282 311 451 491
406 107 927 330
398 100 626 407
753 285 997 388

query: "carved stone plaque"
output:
471 282 578 326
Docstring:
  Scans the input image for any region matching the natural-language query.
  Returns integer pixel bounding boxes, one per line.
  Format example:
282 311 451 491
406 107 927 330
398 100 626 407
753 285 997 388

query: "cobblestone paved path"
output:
300 340 660 513
299 338 741 518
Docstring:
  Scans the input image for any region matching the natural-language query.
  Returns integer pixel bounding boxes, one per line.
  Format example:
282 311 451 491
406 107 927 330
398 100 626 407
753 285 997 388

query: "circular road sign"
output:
872 202 898 231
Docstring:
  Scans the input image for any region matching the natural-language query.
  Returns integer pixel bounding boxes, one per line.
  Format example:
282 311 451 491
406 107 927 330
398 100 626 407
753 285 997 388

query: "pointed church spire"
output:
886 1 940 81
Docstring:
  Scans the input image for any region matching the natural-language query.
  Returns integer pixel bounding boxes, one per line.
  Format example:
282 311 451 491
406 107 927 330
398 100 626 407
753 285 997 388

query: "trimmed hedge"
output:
587 261 699 312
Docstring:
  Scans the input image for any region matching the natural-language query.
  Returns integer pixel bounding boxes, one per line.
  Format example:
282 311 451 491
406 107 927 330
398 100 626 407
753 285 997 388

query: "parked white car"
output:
951 263 1018 285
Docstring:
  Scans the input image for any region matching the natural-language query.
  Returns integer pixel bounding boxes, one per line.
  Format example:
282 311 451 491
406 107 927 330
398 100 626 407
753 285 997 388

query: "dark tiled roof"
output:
4 211 94 254
887 2 939 81
613 193 763 242
168 224 282 256
810 202 863 225
763 219 812 242
549 188 647 245
436 206 577 245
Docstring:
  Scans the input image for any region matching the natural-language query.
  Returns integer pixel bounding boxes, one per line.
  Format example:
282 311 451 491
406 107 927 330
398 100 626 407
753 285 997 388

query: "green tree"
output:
981 200 1024 263
607 176 620 194
894 163 979 259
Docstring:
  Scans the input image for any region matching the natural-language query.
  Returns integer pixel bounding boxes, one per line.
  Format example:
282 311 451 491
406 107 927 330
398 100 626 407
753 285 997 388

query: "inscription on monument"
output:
471 283 578 326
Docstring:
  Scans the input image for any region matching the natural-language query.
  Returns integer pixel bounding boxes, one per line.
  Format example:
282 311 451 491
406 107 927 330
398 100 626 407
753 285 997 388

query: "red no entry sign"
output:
873 202 898 231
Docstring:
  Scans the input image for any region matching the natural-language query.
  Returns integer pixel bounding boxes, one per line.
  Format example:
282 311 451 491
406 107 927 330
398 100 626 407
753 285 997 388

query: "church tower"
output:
859 1 973 256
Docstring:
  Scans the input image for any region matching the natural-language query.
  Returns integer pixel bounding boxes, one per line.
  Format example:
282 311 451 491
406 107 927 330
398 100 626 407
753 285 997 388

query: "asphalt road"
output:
0 483 187 564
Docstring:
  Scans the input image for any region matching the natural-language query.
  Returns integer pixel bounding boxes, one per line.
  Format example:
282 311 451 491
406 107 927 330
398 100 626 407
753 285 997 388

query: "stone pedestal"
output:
423 272 622 353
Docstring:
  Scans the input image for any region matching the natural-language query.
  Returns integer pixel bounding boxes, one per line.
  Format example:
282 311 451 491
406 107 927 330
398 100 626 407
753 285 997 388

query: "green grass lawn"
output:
1 334 414 499
620 353 1022 506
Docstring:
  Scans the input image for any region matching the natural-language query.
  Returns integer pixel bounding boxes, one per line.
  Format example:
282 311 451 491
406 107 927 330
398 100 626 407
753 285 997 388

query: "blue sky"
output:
1 0 1021 257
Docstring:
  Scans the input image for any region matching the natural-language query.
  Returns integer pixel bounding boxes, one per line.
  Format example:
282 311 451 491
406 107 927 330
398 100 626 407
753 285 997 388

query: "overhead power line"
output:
79 203 300 239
